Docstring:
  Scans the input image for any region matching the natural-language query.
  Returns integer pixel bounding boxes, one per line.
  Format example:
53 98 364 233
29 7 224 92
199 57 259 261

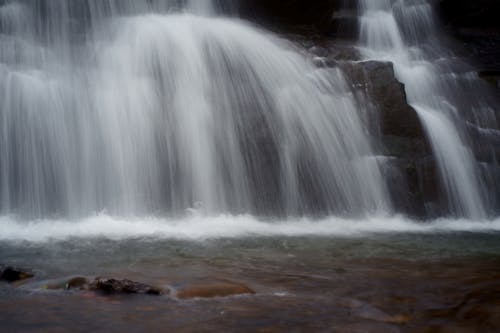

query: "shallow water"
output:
2 220 500 332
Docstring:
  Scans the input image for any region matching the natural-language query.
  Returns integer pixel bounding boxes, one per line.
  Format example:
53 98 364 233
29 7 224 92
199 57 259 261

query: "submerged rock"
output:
177 281 255 299
89 278 166 296
0 266 34 283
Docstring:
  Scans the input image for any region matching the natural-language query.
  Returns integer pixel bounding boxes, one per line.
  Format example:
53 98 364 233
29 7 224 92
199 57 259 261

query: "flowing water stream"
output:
359 0 499 219
0 0 391 223
0 0 498 238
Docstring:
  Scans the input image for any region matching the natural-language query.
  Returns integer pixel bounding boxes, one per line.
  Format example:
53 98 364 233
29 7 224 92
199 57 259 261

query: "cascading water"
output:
0 0 499 242
359 0 499 219
0 0 390 220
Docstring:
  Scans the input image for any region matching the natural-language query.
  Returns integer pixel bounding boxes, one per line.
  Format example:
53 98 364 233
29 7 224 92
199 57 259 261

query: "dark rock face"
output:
344 61 425 139
89 278 166 295
0 266 34 283
438 0 500 31
66 277 89 290
438 0 500 75
339 60 440 218
238 0 342 33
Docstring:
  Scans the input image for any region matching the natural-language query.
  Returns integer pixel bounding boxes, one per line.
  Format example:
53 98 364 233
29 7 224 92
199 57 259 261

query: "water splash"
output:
1 214 500 243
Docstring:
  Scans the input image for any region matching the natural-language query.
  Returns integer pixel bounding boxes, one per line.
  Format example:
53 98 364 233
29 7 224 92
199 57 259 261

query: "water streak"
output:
359 0 498 219
0 0 389 218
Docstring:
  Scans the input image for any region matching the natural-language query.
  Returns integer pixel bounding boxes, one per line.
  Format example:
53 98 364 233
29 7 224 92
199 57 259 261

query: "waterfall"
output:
359 0 499 219
0 0 390 219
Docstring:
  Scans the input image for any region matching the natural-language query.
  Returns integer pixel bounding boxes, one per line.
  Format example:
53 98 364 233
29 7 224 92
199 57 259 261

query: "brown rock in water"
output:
89 278 166 296
342 60 426 140
0 266 34 283
66 277 89 290
177 282 255 299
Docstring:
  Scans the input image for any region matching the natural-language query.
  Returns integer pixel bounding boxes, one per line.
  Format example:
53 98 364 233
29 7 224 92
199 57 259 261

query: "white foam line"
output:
1 214 500 243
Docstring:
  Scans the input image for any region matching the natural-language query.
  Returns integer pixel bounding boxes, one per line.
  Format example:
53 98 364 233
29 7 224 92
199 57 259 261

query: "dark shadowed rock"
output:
239 0 343 33
479 70 500 89
343 61 426 140
438 0 500 75
177 281 255 299
66 277 89 290
89 278 166 296
0 266 34 283
340 60 444 218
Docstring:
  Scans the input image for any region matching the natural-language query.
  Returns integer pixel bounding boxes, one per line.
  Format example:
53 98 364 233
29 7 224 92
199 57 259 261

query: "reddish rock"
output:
177 282 255 299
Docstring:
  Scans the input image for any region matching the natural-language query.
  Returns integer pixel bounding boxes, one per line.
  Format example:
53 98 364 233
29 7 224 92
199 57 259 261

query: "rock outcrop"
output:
0 266 34 283
89 278 166 295
338 60 438 217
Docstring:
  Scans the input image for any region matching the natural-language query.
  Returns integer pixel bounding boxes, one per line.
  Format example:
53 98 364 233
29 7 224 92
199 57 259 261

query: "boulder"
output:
0 266 34 283
89 278 166 296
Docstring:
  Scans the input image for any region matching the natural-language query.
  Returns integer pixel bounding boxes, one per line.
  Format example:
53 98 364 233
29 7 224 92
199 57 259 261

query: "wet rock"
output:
380 157 426 218
239 0 343 33
341 60 440 218
308 46 330 58
329 45 361 61
328 9 359 40
479 70 500 88
0 266 34 283
343 61 426 139
312 56 336 68
438 0 500 75
89 278 166 296
177 281 255 299
66 277 89 290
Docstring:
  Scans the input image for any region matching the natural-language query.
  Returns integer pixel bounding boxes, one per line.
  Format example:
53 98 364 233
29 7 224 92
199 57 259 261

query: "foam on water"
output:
1 215 500 243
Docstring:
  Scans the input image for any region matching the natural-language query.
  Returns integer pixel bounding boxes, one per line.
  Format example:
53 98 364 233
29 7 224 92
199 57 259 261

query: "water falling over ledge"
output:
0 1 390 220
0 0 498 227
358 0 500 220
